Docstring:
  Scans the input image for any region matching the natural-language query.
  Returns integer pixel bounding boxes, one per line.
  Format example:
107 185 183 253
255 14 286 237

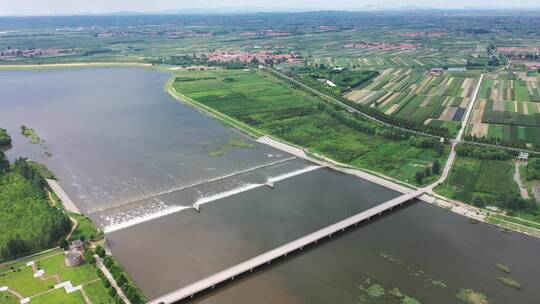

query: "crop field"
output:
469 71 540 145
345 68 480 135
0 249 113 304
435 157 518 204
312 49 468 69
172 69 447 185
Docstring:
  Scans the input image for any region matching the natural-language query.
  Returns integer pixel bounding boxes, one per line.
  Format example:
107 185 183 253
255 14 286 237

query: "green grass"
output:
39 254 98 286
0 266 54 297
67 213 103 242
85 280 114 304
0 249 115 304
0 292 18 304
31 288 87 304
171 69 446 185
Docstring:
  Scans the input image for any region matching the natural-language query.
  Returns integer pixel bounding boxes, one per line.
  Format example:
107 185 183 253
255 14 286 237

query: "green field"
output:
435 156 524 209
345 68 479 136
469 71 540 146
171 69 447 185
0 249 115 304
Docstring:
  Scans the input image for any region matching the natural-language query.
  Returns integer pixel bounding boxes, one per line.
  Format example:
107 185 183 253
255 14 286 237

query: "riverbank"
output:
165 73 540 239
0 62 152 70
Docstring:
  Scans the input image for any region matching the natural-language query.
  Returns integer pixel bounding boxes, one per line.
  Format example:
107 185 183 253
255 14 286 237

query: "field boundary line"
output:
264 66 442 140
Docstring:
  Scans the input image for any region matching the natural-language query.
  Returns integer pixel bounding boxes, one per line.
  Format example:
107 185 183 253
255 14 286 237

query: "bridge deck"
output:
150 190 422 304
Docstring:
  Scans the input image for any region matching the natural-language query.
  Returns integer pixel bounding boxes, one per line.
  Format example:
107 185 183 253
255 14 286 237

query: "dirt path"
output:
514 161 530 199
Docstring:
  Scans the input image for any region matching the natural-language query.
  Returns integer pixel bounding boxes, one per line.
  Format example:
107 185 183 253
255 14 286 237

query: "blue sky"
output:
1 0 539 15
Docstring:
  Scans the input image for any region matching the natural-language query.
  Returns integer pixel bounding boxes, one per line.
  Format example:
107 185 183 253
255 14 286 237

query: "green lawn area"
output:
0 266 54 297
171 69 447 185
0 249 113 304
38 254 98 286
0 291 18 304
68 213 103 242
85 280 115 304
31 288 87 304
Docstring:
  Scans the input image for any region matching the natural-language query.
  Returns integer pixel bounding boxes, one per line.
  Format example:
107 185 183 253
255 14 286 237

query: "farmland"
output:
170 69 447 185
346 69 481 136
435 157 519 206
468 70 540 146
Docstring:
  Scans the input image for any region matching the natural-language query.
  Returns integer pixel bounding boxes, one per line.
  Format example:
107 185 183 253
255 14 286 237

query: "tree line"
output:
100 254 146 304
283 70 451 138
0 134 71 259
455 144 511 160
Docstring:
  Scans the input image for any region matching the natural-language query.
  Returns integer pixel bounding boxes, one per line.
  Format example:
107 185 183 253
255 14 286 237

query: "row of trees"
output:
472 193 537 213
284 69 452 138
455 144 511 160
315 101 446 155
150 55 249 69
464 134 534 151
102 255 146 304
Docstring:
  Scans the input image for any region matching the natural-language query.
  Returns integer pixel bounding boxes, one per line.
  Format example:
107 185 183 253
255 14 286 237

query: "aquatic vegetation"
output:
456 288 491 304
228 138 256 148
493 263 511 274
389 287 422 303
0 128 11 147
20 125 44 144
208 149 227 157
389 288 403 298
429 279 447 288
379 251 406 265
366 284 385 298
402 296 421 304
498 277 522 289
208 137 256 157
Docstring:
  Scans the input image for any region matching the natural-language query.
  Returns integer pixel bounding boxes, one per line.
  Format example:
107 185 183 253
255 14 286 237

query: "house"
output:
518 151 529 162
429 68 444 76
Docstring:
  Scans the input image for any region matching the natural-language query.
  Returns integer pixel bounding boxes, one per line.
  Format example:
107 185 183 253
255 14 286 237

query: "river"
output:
1 68 539 303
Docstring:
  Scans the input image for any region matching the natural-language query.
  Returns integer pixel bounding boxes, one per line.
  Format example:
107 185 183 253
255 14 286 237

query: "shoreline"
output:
165 74 540 239
0 61 152 70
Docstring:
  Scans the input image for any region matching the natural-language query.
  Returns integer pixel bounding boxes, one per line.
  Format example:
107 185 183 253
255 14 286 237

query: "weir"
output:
93 156 298 214
149 189 423 304
102 165 322 233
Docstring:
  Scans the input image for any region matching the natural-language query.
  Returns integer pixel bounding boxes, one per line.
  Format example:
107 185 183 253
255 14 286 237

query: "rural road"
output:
265 66 441 139
426 73 485 191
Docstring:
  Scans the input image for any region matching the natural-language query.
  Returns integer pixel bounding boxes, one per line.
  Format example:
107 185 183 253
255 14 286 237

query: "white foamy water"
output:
103 165 322 233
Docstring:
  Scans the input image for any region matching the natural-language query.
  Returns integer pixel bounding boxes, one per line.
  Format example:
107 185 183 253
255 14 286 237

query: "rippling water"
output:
0 68 308 227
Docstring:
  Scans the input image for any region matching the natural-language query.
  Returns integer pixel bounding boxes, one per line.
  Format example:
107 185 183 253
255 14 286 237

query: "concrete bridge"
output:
149 189 423 304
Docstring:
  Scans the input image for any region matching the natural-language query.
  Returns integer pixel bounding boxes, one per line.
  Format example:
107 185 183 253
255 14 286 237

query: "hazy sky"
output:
1 0 539 16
